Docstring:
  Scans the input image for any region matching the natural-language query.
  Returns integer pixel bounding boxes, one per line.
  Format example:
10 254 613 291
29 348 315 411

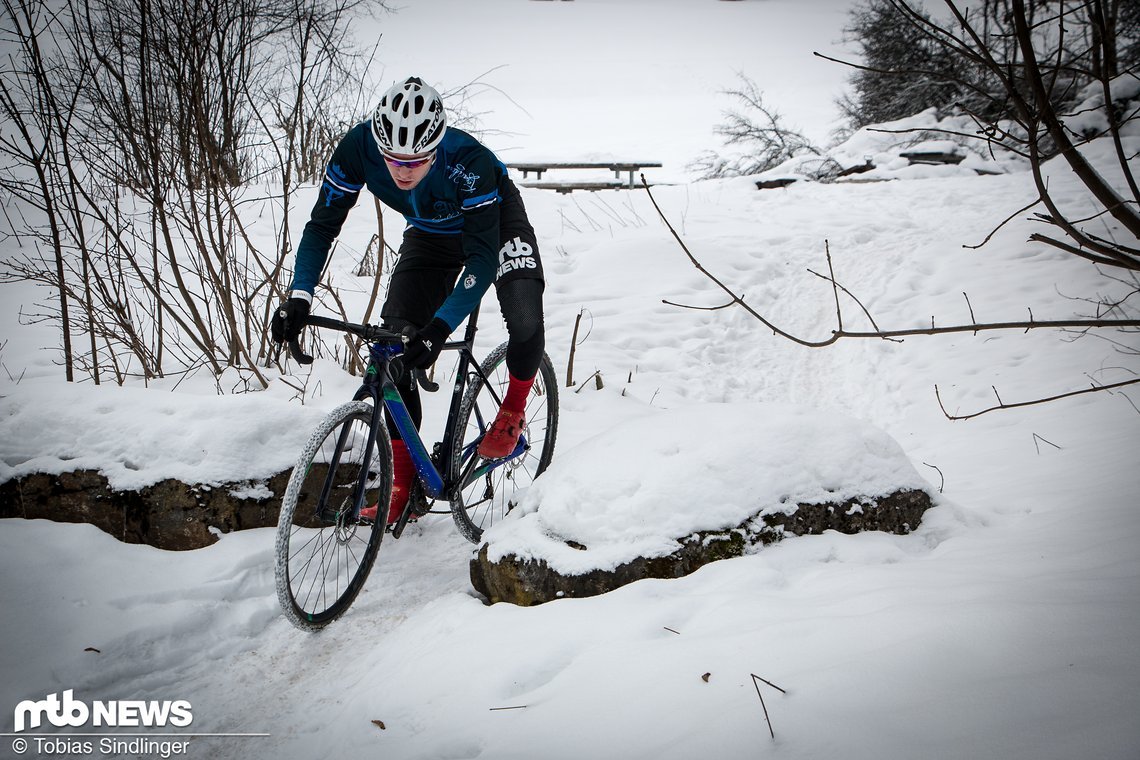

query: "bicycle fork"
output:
313 397 387 528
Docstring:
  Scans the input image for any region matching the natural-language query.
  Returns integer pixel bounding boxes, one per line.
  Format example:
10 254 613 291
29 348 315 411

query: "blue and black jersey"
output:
291 124 511 331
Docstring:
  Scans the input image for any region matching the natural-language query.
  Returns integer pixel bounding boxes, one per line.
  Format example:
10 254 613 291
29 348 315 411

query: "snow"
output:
487 402 932 573
0 382 329 491
1063 73 1140 139
369 0 854 180
2 1 1139 759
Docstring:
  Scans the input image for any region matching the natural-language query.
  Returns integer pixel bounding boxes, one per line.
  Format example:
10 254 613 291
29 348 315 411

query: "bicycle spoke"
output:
448 345 558 543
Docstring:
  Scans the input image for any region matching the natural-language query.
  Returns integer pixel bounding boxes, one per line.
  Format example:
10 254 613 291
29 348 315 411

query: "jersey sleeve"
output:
289 136 366 295
432 153 503 330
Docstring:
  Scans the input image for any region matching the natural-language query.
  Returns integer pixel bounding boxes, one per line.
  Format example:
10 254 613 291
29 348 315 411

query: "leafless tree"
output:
820 0 1140 270
838 0 970 130
690 73 823 180
648 2 1140 417
0 0 378 386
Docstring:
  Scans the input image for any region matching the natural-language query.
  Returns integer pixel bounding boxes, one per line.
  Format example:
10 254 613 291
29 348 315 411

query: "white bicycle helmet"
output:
371 76 447 156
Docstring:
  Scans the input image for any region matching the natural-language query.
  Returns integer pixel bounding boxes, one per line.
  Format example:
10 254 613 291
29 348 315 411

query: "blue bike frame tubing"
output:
345 305 520 506
432 307 530 491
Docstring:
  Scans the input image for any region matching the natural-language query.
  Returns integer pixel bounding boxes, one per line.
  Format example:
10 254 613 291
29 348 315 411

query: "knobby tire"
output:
448 344 559 544
275 401 392 630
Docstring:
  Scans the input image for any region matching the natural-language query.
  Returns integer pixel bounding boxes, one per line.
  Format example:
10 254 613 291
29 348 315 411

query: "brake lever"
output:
415 369 440 393
286 336 314 365
394 329 440 392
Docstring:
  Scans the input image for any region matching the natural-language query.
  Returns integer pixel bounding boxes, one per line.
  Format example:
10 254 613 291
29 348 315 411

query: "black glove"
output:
401 318 450 369
271 296 310 344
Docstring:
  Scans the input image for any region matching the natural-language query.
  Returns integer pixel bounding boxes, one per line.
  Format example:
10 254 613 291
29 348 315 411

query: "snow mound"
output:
755 107 1031 183
484 402 933 574
0 382 323 491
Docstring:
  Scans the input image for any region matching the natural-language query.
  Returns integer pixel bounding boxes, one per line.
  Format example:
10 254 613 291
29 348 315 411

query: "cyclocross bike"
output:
273 305 558 631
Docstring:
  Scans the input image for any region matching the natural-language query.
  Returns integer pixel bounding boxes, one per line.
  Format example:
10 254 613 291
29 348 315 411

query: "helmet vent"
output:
371 76 448 155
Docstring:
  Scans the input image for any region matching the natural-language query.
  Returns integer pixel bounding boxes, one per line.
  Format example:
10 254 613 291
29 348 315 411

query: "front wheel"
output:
449 344 559 544
275 401 392 630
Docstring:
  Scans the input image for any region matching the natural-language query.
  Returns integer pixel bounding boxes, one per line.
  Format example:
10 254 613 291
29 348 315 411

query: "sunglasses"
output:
382 152 434 169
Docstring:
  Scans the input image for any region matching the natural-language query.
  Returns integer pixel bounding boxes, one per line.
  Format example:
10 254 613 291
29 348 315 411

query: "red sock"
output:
502 373 535 414
391 439 415 487
386 439 416 524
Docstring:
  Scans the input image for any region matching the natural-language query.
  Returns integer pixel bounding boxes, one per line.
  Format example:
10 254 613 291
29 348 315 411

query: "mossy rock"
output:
470 488 933 606
0 469 291 550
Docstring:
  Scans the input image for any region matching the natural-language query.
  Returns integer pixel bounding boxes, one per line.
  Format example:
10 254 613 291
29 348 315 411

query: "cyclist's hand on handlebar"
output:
271 295 311 344
401 318 450 369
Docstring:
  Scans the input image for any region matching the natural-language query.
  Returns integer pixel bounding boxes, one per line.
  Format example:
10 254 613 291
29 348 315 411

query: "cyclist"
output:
271 76 546 525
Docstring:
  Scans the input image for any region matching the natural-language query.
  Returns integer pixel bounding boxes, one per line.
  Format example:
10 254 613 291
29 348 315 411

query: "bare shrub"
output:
0 0 379 386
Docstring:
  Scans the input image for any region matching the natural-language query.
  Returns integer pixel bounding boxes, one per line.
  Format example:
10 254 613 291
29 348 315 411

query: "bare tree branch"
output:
936 377 1140 420
646 175 1140 347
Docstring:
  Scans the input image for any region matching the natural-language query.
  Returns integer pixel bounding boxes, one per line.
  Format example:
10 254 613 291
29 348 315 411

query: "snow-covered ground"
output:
2 1 1139 759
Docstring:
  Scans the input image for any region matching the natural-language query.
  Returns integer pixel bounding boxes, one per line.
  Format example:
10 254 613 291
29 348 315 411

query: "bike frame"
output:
342 306 527 510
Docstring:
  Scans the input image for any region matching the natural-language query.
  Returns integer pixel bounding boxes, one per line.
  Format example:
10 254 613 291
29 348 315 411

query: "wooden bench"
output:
899 150 965 166
755 177 798 190
508 162 662 192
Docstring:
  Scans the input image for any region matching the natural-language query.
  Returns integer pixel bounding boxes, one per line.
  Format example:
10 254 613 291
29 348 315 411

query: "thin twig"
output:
922 462 945 493
835 317 1140 340
964 195 1044 250
936 378 1140 420
1032 433 1062 454
805 268 888 335
1113 389 1140 415
751 674 787 695
750 674 781 740
642 175 830 348
661 298 738 311
574 370 602 394
566 309 583 388
1029 232 1140 270
826 241 842 331
754 685 773 739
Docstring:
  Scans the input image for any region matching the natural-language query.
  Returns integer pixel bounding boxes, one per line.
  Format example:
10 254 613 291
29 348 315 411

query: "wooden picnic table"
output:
507 161 663 190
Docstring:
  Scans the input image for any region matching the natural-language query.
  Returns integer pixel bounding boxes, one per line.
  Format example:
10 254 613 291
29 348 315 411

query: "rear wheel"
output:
275 401 391 630
448 344 558 543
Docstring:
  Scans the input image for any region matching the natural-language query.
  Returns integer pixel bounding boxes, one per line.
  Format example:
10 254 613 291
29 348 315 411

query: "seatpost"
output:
462 304 481 347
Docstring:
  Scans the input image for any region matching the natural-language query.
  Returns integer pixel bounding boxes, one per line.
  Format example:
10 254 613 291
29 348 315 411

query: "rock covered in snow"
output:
470 402 936 605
